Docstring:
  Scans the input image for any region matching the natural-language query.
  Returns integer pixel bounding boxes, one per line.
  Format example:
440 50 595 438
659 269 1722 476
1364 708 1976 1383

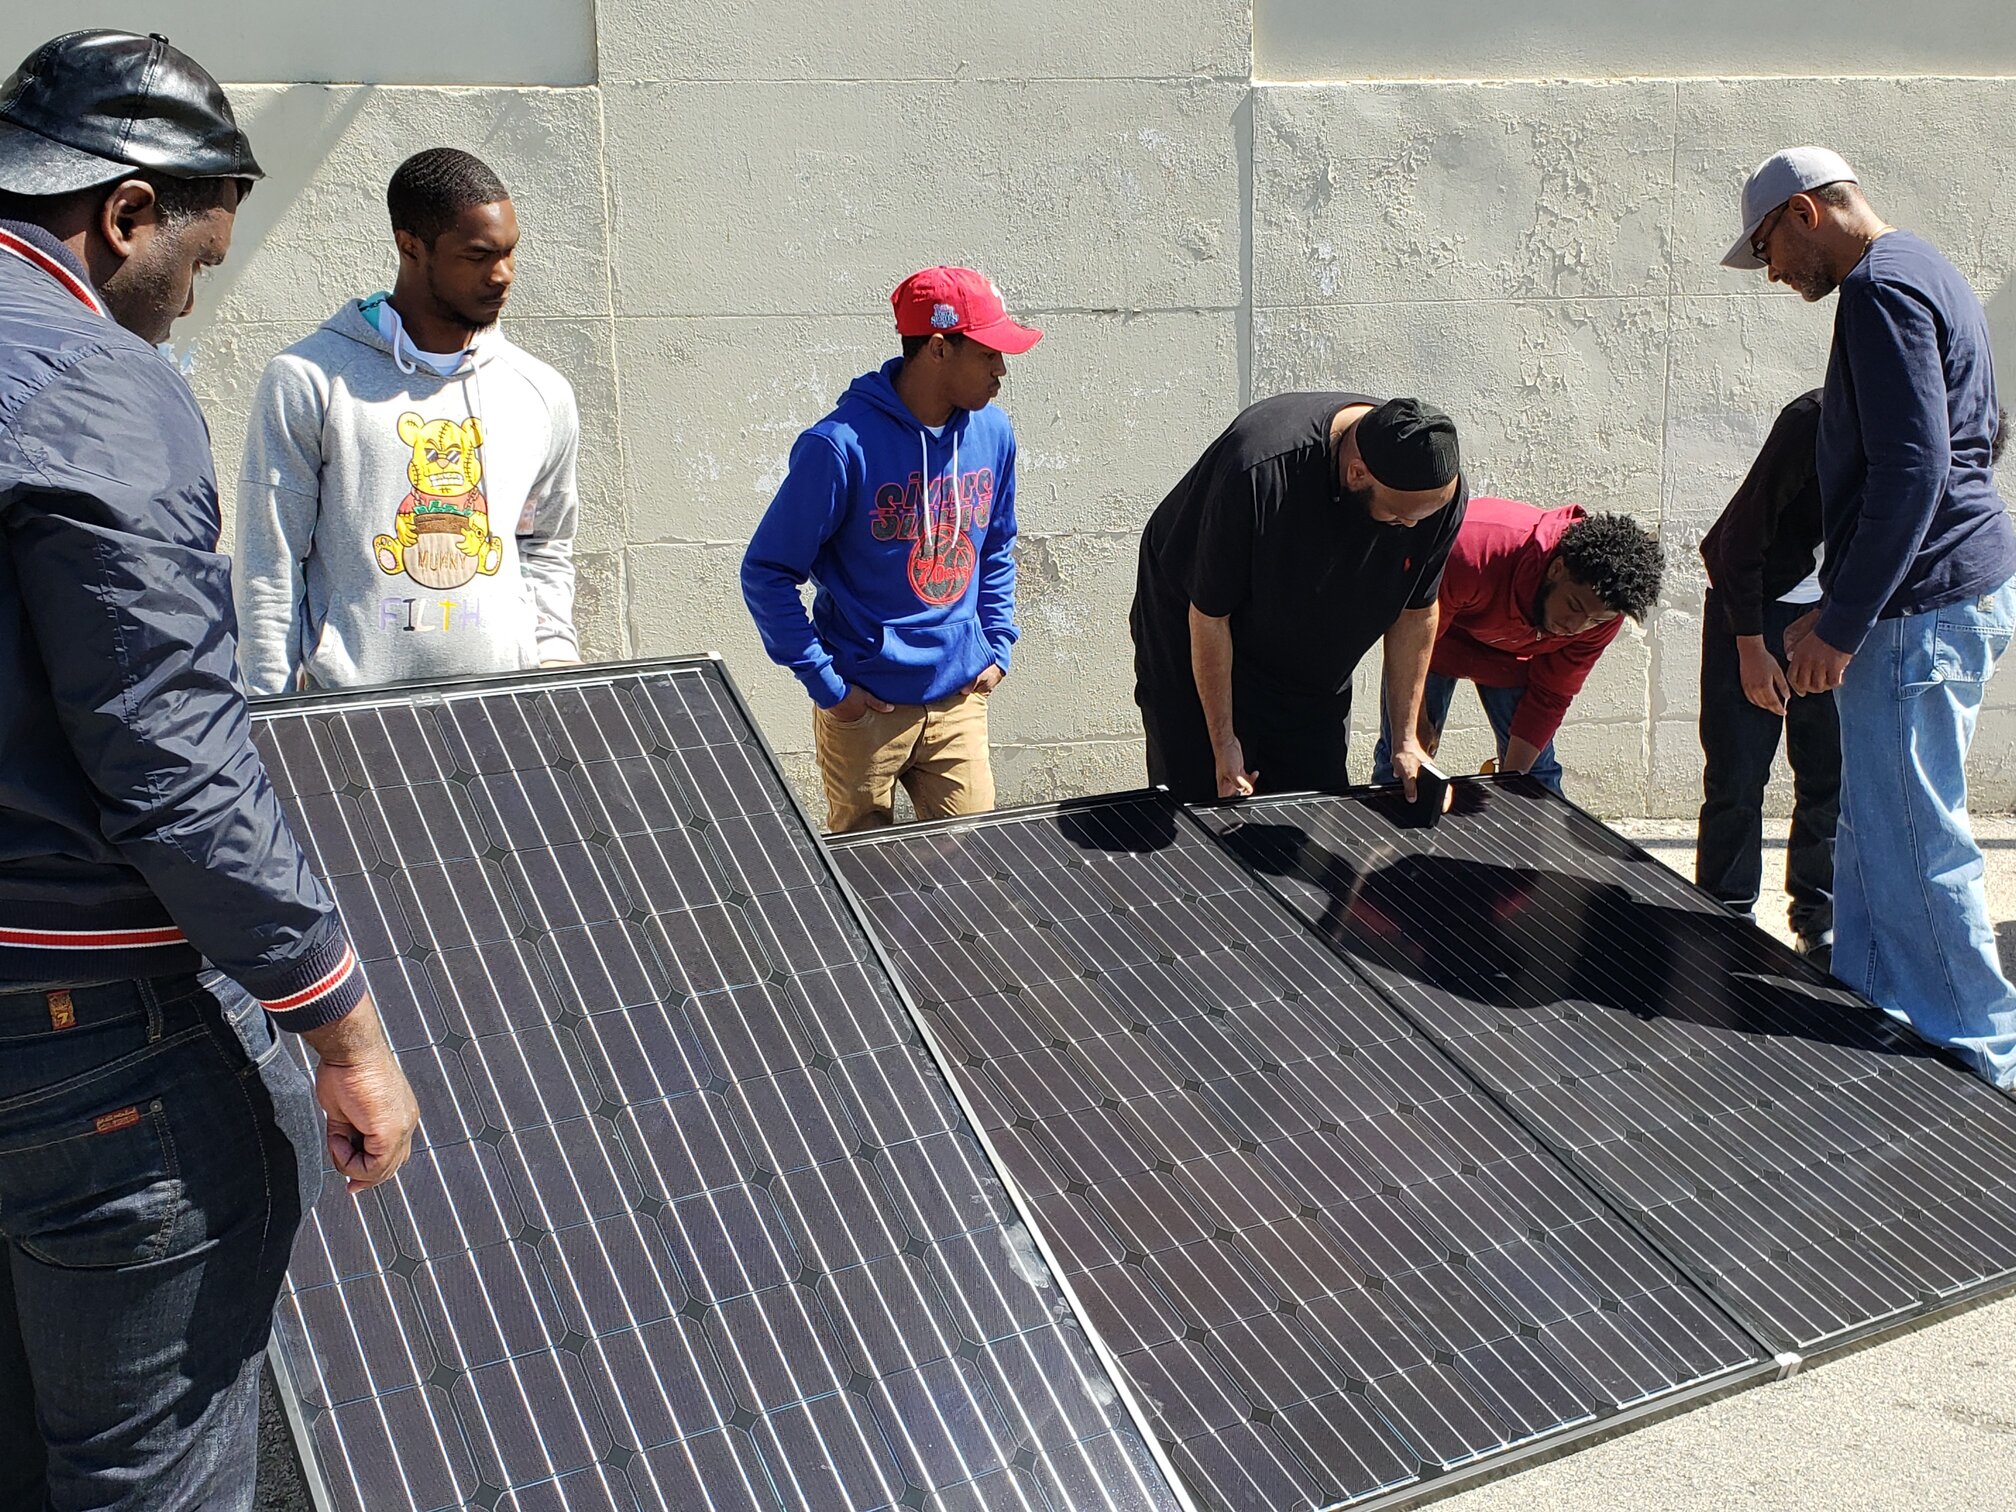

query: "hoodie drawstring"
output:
917 429 962 549
390 319 418 376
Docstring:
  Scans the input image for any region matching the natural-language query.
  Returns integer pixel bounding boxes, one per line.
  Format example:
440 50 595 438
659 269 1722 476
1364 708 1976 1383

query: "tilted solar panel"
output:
831 795 1763 1511
1197 779 2016 1356
252 660 1183 1512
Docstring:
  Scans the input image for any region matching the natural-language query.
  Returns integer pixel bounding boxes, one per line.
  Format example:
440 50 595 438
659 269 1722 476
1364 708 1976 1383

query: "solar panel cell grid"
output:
255 664 1179 1512
1200 781 2016 1354
833 796 1761 1512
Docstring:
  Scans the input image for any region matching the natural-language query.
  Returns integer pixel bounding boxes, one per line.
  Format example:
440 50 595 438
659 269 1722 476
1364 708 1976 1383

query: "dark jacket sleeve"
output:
1815 282 1951 654
1703 396 1819 637
4 349 361 1030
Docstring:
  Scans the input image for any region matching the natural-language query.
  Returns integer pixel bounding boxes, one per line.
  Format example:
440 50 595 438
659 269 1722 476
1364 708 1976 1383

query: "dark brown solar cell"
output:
255 662 1180 1512
1197 778 2016 1354
833 795 1762 1511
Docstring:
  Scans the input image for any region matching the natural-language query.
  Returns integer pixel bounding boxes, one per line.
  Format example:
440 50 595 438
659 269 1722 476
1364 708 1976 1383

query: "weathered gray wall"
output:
7 2 595 84
1255 1 2016 81
4 4 2013 817
1257 76 2016 814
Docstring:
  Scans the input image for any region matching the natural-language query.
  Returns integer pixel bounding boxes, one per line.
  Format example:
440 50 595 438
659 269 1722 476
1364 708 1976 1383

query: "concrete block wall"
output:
5 4 2013 817
1254 76 2016 816
600 0 1252 803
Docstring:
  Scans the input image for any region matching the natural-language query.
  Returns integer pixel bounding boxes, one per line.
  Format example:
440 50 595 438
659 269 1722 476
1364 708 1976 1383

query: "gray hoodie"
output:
235 298 579 695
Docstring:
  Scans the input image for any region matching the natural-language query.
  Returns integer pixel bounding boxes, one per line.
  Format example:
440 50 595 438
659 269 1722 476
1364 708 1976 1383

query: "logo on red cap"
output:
891 267 1043 355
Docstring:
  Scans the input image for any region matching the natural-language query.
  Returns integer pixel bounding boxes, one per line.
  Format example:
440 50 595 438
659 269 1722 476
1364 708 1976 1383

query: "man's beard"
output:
101 248 187 345
1779 248 1838 302
427 270 501 332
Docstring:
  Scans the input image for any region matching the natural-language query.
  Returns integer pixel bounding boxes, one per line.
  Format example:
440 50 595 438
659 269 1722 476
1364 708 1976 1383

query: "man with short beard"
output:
1370 501 1665 797
0 31 416 1508
236 147 582 693
1725 146 2016 1089
1130 394 1467 802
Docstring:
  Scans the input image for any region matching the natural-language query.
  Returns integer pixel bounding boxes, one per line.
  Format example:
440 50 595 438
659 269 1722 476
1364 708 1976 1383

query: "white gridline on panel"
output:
1222 789 2016 1350
264 669 1173 1512
826 810 1757 1512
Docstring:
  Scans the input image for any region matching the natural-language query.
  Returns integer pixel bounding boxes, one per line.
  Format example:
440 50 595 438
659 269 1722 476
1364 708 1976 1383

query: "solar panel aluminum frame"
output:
828 792 1775 1512
252 655 1195 1512
1198 773 2016 1369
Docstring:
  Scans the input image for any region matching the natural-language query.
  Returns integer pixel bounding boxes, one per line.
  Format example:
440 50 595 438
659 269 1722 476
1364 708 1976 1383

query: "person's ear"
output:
1790 191 1822 230
97 179 160 260
1544 556 1568 584
393 228 426 266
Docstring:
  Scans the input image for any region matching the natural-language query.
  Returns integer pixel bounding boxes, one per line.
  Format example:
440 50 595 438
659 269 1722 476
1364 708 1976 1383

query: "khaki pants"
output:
813 690 997 834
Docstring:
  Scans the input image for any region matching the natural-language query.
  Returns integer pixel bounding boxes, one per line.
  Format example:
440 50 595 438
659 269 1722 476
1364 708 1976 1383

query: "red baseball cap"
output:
890 266 1042 355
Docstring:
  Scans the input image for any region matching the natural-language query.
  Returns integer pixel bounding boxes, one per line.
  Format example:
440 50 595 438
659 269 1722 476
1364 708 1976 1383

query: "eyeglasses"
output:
1749 202 1791 264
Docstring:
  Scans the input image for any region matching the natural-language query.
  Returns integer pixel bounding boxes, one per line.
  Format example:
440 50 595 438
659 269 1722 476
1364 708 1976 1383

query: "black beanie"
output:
1356 397 1460 491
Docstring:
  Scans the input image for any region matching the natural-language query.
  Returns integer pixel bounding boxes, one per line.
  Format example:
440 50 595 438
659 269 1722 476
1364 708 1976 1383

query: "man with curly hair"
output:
1373 499 1664 795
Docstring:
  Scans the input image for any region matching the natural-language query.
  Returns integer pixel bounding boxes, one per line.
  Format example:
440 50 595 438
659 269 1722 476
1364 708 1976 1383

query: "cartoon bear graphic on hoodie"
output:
373 411 505 589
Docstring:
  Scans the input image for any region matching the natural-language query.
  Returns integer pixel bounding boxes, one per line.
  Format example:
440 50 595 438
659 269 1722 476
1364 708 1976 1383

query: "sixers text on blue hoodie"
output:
742 359 1019 708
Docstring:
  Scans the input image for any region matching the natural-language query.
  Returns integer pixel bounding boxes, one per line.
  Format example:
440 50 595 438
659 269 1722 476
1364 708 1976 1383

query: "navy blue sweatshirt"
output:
1816 230 2016 653
0 222 362 1027
742 360 1018 707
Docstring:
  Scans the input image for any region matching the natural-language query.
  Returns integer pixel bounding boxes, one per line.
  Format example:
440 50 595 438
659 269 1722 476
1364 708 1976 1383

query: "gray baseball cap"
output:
1721 146 1858 270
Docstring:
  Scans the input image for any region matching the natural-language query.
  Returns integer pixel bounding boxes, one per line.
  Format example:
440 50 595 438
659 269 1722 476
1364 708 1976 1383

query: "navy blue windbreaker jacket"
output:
0 221 361 1029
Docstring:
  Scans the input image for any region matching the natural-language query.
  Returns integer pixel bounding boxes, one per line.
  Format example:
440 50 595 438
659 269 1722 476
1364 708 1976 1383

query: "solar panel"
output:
252 660 1184 1512
1197 779 2016 1356
830 795 1763 1511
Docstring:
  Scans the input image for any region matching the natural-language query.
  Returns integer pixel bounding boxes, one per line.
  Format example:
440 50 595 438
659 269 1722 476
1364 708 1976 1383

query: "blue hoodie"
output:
742 358 1019 707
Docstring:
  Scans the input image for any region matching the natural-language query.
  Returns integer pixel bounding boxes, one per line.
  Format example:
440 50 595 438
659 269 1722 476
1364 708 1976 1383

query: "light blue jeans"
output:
1834 579 2016 1088
1372 674 1565 796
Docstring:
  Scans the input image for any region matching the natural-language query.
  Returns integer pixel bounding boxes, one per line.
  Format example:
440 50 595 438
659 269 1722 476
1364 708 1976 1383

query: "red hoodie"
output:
1429 497 1622 750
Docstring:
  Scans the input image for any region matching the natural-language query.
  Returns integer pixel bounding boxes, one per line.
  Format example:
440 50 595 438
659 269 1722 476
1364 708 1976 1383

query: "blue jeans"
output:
1834 580 2016 1087
1372 673 1565 795
0 972 321 1510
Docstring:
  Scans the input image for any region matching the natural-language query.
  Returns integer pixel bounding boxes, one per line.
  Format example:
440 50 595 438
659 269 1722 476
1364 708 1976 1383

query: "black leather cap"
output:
0 31 262 197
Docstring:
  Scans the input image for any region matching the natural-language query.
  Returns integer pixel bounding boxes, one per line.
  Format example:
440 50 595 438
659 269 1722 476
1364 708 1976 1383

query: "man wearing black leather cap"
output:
0 32 416 1510
1130 393 1468 802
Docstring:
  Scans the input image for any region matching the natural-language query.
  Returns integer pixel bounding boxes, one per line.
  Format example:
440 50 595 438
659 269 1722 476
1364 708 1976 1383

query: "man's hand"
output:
1782 608 1819 659
300 995 419 1194
1736 634 1791 715
963 664 1004 696
1386 737 1429 803
1786 629 1852 695
1214 737 1258 799
1413 711 1442 758
827 684 896 725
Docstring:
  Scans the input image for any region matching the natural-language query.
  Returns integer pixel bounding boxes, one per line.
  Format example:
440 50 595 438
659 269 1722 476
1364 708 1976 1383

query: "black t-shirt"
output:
1129 391 1469 726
